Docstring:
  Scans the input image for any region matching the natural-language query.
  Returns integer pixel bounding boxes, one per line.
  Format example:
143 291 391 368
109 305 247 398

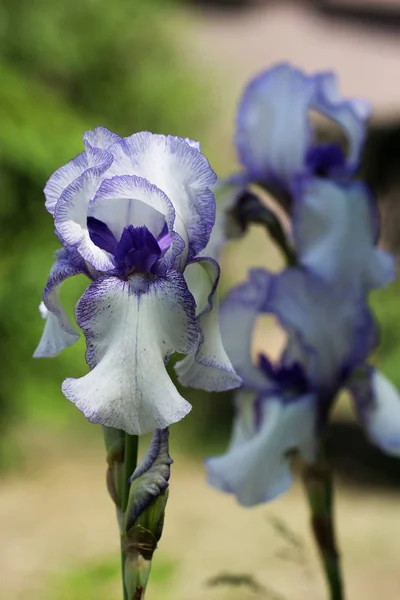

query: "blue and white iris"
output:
207 63 373 258
206 64 400 507
34 127 241 435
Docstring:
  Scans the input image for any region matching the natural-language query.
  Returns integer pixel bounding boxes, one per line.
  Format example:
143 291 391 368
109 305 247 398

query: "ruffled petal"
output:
54 166 116 271
293 178 396 292
218 269 273 389
174 257 241 391
206 391 316 506
264 268 378 392
44 144 113 216
83 126 121 150
311 72 370 174
33 249 85 358
108 133 217 259
236 63 315 186
349 367 400 457
62 271 199 435
91 175 184 270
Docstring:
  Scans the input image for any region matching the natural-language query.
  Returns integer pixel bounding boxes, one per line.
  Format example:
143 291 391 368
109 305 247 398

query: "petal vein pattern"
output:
108 133 217 259
175 257 242 391
62 272 199 435
34 249 86 358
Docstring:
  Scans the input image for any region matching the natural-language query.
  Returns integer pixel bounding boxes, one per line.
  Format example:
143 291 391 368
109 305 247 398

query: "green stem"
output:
120 433 139 600
121 434 139 513
302 447 344 600
121 540 128 600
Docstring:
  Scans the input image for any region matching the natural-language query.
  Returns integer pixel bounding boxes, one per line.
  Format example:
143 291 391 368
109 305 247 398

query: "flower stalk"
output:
302 442 344 600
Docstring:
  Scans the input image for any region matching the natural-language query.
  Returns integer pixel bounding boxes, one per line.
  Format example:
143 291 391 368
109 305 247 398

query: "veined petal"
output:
108 132 217 259
33 302 79 358
219 269 273 389
91 175 184 270
293 178 396 292
44 144 113 216
264 268 378 392
83 126 121 150
236 63 315 186
54 167 115 271
33 249 85 358
206 391 316 506
349 367 400 457
184 138 201 151
62 271 199 435
174 257 241 392
311 72 370 174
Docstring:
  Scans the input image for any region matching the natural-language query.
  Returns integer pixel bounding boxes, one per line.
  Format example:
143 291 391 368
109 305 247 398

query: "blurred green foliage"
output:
0 0 210 455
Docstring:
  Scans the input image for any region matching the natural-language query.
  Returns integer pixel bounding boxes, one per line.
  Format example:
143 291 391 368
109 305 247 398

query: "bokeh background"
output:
1 0 400 598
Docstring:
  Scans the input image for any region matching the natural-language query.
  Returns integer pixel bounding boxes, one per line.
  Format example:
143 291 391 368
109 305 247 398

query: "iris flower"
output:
34 127 241 435
206 267 400 506
235 62 370 189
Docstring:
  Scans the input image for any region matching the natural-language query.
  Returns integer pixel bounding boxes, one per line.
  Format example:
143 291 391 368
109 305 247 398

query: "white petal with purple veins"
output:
44 145 113 216
83 126 121 150
293 178 396 292
34 301 79 358
62 271 199 435
54 168 115 271
174 258 241 391
206 392 316 506
108 133 217 259
34 250 84 358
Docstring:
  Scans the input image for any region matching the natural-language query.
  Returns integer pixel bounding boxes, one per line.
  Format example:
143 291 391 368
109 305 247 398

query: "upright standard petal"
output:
236 63 314 186
44 141 114 215
34 249 85 358
293 178 396 292
174 257 241 392
311 71 370 174
206 392 316 506
83 126 121 150
219 269 273 389
54 167 116 272
108 133 217 259
349 367 400 457
62 271 199 435
264 268 377 393
91 175 184 270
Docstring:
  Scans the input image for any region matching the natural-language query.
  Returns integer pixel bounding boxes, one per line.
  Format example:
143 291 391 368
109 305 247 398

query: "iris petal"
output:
175 257 241 391
62 271 199 435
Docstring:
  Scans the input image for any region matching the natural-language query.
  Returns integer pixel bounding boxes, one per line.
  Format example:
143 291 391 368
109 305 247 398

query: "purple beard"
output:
87 217 171 276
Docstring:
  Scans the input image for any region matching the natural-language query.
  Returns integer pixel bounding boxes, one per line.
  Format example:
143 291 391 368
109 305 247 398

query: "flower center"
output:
306 143 346 177
87 217 172 275
258 353 309 395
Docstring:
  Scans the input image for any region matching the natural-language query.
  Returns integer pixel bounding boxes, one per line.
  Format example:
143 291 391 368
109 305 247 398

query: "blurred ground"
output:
1 443 400 600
